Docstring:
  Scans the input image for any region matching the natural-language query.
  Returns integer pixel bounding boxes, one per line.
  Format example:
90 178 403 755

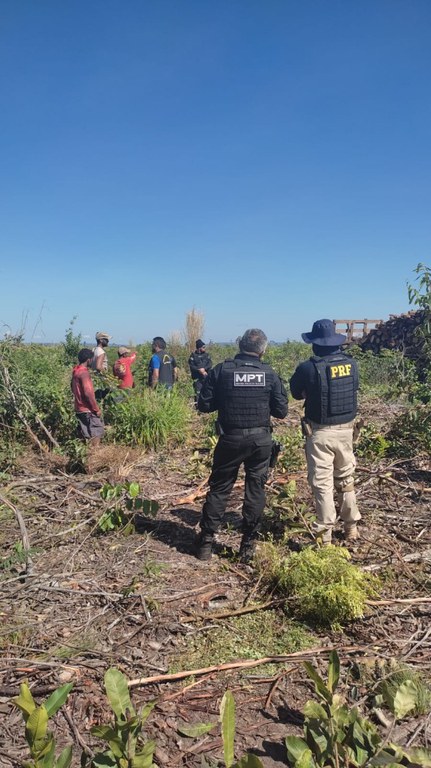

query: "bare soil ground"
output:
1 401 431 766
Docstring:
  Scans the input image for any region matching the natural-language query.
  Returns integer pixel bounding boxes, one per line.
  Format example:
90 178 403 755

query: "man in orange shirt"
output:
72 349 105 446
113 346 137 389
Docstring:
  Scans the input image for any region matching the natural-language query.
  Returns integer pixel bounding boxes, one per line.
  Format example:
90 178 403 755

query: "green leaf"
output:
92 725 127 759
392 681 419 720
303 701 327 720
55 744 73 768
234 755 265 767
133 740 156 767
91 725 119 742
128 482 140 498
177 721 216 738
104 668 135 720
303 662 332 703
140 700 156 725
327 650 340 693
44 683 73 717
25 705 49 749
40 737 56 767
91 753 117 768
285 736 315 768
142 499 159 517
14 682 36 722
220 691 235 768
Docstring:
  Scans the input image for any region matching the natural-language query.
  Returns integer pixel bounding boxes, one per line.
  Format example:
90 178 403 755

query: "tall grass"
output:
106 388 192 449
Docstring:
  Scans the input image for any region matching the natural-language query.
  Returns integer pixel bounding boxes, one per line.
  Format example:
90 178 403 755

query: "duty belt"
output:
222 426 271 436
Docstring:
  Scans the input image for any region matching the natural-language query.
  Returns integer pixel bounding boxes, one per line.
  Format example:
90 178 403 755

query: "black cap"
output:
195 339 206 348
301 319 346 346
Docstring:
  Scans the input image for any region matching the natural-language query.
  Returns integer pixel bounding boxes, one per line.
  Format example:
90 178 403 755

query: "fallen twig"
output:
367 597 431 606
0 491 34 576
128 644 366 687
183 598 282 622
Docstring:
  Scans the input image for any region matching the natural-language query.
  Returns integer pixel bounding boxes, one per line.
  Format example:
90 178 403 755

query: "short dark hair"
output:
78 348 94 364
152 336 166 350
239 328 268 355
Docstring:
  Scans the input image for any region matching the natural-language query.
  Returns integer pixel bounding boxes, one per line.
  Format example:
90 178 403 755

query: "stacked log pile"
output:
360 310 426 359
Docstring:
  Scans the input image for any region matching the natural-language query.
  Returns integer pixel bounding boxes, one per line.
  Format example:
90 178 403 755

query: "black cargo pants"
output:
200 428 272 536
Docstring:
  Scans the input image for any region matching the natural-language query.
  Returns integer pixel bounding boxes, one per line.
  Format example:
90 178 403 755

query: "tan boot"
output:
344 524 359 542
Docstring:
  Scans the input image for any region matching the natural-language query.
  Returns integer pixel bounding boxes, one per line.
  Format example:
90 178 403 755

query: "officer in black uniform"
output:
196 328 288 562
290 318 361 544
188 339 212 403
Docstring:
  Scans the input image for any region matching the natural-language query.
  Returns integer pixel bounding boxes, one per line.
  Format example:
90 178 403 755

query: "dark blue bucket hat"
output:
301 318 346 346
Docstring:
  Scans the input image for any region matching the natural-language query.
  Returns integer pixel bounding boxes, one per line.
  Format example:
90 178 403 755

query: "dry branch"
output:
128 644 366 687
0 491 34 576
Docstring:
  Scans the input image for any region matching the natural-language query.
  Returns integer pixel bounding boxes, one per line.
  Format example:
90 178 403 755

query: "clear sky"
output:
1 1 430 344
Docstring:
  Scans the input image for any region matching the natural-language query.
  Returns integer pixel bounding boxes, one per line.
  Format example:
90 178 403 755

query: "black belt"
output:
222 426 271 436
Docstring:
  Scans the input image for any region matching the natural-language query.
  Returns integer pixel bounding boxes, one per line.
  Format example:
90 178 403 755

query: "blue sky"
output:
1 1 430 344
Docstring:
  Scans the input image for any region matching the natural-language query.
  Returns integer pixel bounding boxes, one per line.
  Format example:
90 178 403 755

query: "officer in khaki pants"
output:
290 319 361 545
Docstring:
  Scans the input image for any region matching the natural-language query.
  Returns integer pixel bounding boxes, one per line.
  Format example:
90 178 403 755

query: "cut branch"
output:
128 644 366 688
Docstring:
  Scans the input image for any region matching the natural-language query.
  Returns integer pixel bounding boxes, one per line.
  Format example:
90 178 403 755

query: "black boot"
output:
196 532 214 561
239 534 258 564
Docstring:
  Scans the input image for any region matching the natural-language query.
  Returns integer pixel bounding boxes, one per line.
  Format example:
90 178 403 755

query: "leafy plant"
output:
375 661 431 718
285 651 431 768
277 428 306 472
98 482 159 533
355 423 390 461
13 681 73 768
256 543 378 627
90 667 156 768
179 690 263 768
388 403 431 457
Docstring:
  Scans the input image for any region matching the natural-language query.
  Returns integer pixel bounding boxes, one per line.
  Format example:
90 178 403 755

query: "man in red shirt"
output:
113 346 137 389
72 349 105 446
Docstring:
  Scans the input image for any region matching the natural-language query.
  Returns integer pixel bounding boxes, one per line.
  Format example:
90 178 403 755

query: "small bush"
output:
349 347 417 398
355 422 390 461
277 427 305 472
256 543 378 627
387 403 431 457
106 388 192 449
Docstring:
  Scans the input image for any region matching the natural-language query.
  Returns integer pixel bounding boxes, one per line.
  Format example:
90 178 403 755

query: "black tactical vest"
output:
308 353 358 425
148 352 174 387
189 351 211 379
216 358 273 431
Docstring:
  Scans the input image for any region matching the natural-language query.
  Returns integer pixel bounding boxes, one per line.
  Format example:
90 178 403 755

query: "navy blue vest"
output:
308 353 358 425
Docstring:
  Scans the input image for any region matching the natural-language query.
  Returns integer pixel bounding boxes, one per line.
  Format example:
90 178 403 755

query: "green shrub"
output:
105 387 192 448
286 651 431 768
355 422 390 461
277 427 305 472
256 543 378 627
349 347 417 398
387 403 431 457
0 342 77 446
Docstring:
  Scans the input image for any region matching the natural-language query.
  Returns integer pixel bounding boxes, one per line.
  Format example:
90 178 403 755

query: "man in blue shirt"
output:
148 337 178 390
